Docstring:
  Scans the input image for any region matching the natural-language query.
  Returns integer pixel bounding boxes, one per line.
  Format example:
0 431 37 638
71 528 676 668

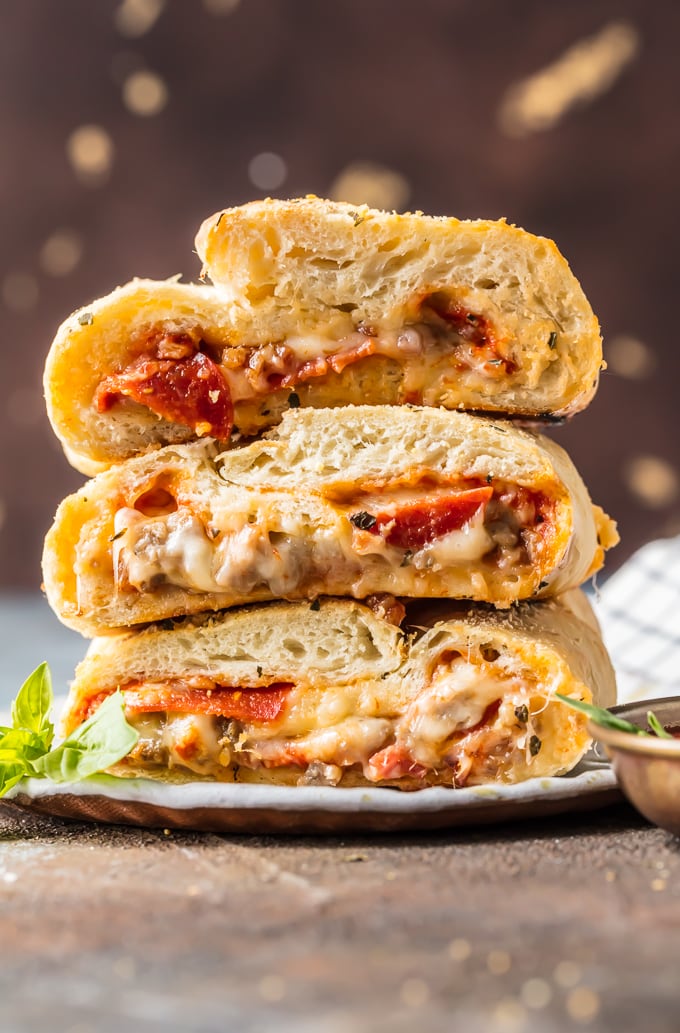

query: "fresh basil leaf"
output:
0 762 30 797
33 691 138 783
554 693 647 735
647 711 673 739
0 728 46 760
11 662 54 744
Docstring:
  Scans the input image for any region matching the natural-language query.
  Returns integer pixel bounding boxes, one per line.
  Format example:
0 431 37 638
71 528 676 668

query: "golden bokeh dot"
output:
607 335 656 379
123 70 169 117
566 987 601 1024
625 455 679 508
258 974 286 1002
399 977 430 1008
498 21 640 137
66 125 115 185
520 978 552 1009
651 878 667 891
553 960 583 988
492 997 527 1031
40 230 83 277
487 950 512 975
448 937 471 962
2 273 38 312
114 0 166 37
330 161 410 211
203 0 241 14
248 152 287 191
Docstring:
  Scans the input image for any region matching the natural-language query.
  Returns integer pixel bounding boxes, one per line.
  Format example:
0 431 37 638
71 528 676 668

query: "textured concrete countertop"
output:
1 595 678 1032
0 802 678 1033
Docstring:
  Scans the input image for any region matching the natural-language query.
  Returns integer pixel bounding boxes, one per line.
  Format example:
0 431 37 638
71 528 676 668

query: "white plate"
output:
5 754 620 834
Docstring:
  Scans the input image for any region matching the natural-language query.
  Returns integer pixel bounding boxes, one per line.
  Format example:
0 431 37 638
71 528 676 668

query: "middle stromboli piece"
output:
43 406 617 635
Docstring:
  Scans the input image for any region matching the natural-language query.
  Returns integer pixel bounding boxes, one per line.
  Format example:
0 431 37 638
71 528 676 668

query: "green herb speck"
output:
350 511 377 531
529 735 542 756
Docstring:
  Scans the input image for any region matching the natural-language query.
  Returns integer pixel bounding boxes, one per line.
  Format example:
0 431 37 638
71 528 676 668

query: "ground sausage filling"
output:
109 479 555 601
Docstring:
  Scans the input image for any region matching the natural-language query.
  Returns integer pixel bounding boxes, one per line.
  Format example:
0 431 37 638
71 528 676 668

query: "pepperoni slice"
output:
121 683 292 723
359 486 493 550
96 351 233 440
431 302 494 347
366 743 428 781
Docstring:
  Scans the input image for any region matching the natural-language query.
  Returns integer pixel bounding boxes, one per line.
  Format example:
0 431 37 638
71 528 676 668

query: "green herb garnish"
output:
647 711 673 739
548 331 558 349
555 693 655 736
0 663 138 797
514 704 529 724
309 599 321 611
288 392 301 408
77 311 94 326
529 735 542 756
108 528 127 543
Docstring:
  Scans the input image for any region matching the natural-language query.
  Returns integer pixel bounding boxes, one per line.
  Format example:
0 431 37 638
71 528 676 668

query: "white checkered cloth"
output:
593 536 680 704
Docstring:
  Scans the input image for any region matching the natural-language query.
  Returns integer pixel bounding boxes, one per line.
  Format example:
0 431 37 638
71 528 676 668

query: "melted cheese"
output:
417 510 493 569
115 494 506 598
220 318 526 406
119 656 549 786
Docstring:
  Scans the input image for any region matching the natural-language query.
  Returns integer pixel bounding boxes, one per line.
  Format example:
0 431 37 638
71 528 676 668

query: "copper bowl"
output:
589 697 680 835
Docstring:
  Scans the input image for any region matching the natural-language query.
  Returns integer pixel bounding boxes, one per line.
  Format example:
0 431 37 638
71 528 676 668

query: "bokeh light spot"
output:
330 161 410 210
625 455 679 508
607 334 655 379
499 21 640 137
67 125 115 185
114 0 165 37
40 230 83 277
248 152 287 191
2 274 39 312
123 70 169 117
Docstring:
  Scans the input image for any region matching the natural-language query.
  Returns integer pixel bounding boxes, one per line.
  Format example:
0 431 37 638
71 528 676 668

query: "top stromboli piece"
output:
45 198 601 474
197 196 601 408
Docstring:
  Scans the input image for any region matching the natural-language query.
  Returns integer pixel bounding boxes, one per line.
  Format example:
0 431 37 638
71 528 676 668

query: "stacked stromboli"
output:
43 198 618 789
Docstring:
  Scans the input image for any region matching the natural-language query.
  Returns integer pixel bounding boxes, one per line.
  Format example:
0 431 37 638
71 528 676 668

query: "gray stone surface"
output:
0 803 678 1033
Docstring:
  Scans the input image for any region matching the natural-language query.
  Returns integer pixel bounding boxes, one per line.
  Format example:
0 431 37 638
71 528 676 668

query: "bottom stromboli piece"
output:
60 592 616 789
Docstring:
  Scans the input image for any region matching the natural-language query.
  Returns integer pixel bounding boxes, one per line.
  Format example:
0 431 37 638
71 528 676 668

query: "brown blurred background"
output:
1 0 679 588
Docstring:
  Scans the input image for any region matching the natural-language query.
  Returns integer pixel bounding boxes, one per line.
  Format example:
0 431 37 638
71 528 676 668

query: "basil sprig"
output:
555 692 674 739
0 663 138 797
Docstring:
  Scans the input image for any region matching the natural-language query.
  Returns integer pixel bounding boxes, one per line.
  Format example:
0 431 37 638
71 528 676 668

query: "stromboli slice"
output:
46 193 601 476
198 197 602 414
42 407 618 635
59 593 616 788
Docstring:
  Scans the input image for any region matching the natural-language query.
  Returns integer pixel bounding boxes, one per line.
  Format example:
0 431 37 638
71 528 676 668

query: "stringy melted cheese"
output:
112 498 497 597
116 655 559 786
